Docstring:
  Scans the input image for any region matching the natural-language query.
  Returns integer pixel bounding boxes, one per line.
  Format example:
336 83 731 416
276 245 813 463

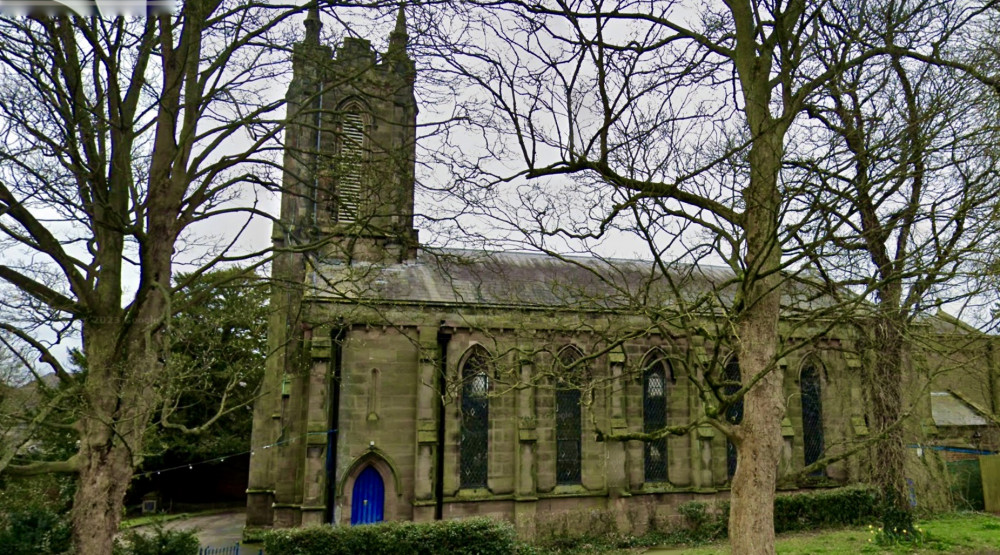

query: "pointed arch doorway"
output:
350 466 384 525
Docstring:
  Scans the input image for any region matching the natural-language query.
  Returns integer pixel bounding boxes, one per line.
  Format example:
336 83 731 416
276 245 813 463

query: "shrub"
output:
113 523 199 555
263 517 517 555
676 500 725 542
0 505 73 555
242 526 269 544
773 485 878 533
0 475 74 555
710 485 879 536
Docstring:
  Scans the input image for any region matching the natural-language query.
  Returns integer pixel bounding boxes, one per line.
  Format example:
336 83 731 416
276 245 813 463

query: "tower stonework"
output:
280 8 418 265
245 10 418 529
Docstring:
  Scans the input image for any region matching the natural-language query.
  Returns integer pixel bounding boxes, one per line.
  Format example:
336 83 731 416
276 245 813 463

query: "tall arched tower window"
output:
555 346 584 485
460 347 490 489
334 103 368 223
643 355 670 483
800 364 824 471
723 356 743 479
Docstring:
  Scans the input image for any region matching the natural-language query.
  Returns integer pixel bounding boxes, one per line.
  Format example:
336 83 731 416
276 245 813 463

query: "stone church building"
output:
245 11 1000 533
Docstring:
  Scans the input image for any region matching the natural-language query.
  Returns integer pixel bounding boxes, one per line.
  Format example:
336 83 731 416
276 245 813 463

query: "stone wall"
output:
310 316 875 533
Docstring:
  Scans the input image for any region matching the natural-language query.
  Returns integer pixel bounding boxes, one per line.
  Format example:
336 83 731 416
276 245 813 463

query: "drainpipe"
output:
326 326 346 524
989 339 998 415
434 327 451 520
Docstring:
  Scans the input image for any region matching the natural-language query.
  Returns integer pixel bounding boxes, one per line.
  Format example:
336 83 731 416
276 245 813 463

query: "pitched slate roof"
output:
307 249 988 344
930 391 989 426
310 248 831 312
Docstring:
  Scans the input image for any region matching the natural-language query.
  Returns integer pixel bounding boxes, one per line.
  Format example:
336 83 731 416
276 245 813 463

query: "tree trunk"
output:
864 310 913 535
72 440 136 554
70 327 159 554
729 303 784 554
728 125 786 554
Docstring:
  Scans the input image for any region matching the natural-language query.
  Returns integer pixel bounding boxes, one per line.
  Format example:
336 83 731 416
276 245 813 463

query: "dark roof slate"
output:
314 248 768 311
309 249 980 333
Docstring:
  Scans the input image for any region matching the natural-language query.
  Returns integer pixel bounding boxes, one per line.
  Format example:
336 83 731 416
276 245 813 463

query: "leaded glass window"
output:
460 349 489 488
556 347 583 485
723 357 743 479
801 365 824 472
643 359 668 482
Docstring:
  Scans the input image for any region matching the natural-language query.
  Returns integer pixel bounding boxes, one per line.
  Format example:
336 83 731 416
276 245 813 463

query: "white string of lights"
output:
133 429 337 479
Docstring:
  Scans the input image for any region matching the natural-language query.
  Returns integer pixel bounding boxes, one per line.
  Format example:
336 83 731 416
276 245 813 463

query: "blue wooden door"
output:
351 466 384 525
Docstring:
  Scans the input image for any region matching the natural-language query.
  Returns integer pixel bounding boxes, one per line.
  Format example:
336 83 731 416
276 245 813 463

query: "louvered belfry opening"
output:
460 348 490 489
801 364 824 473
723 357 743 479
556 347 583 485
643 358 668 482
335 108 365 222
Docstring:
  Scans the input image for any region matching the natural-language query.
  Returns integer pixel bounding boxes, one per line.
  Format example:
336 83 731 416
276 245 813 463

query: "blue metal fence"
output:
198 543 262 555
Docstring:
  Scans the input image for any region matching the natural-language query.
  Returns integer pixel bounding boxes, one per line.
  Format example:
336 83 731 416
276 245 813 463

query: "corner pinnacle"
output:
304 3 321 45
387 3 408 54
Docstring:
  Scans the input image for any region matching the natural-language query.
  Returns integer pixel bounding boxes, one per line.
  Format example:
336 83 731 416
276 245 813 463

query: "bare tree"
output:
0 342 54 471
416 1 998 552
789 15 1000 533
0 4 313 552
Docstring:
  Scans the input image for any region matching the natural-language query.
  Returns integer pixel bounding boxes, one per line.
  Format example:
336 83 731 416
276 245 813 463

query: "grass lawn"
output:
644 512 1000 554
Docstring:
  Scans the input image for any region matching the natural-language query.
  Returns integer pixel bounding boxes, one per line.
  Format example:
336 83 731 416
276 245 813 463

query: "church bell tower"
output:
246 7 418 529
279 6 418 264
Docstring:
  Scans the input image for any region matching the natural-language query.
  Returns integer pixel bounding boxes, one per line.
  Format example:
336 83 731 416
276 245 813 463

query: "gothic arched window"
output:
801 364 824 471
555 346 584 485
334 103 367 223
643 356 669 483
459 347 490 489
723 356 743 479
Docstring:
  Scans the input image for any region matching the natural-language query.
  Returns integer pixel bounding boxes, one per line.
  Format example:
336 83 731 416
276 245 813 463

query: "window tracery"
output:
460 347 490 488
556 346 584 485
643 357 669 482
801 364 824 472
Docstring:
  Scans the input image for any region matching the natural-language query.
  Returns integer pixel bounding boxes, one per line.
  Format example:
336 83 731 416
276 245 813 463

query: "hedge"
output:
697 485 880 537
773 485 879 532
263 516 517 555
263 488 877 553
